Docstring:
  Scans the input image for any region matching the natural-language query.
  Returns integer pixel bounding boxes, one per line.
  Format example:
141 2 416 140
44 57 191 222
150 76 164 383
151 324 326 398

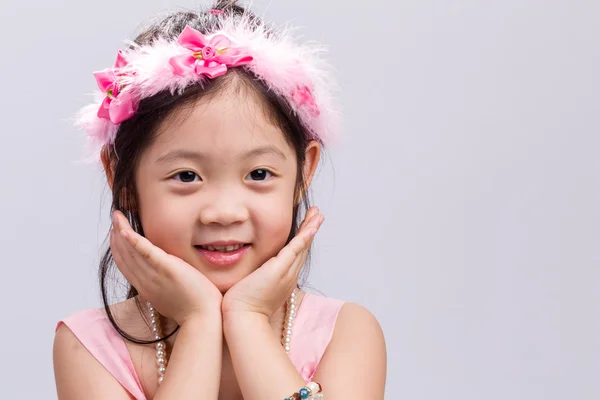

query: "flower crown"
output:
76 13 339 160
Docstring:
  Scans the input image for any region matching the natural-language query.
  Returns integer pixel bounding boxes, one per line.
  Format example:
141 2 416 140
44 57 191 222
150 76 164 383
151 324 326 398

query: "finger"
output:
111 214 154 279
112 211 143 268
112 210 122 230
275 219 320 269
110 227 141 288
295 214 324 256
288 213 325 275
289 216 323 277
298 206 319 231
283 238 313 282
114 227 168 299
119 226 169 271
288 244 310 279
256 212 324 282
301 212 324 235
113 210 133 231
299 210 321 234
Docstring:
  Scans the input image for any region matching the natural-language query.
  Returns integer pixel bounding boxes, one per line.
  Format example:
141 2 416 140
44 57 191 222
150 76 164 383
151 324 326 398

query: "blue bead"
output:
299 388 310 399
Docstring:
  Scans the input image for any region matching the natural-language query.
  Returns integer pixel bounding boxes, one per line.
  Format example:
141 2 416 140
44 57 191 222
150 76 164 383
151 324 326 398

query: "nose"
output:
198 189 250 226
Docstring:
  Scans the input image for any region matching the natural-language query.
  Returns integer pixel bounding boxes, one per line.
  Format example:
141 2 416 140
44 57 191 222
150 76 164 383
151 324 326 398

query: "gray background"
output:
1 0 598 398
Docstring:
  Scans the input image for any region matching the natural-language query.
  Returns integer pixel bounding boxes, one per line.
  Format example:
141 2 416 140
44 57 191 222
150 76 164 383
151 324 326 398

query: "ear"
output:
295 140 321 205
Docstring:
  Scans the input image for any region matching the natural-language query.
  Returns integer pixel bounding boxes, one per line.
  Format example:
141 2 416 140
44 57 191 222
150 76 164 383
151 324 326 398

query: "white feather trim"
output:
76 12 340 158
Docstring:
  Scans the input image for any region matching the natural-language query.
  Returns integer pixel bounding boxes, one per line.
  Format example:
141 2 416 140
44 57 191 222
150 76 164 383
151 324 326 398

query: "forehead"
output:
145 91 293 164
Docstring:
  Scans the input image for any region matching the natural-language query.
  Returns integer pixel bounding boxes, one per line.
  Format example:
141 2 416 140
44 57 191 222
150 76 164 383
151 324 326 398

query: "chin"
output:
202 269 248 295
215 280 235 294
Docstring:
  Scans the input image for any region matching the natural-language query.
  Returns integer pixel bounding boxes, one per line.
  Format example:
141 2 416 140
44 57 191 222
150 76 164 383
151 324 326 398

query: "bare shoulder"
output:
332 302 387 362
335 302 386 343
312 302 387 398
53 306 137 399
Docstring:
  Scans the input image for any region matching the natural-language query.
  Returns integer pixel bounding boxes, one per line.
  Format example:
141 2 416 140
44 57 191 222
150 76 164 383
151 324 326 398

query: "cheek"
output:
137 191 193 252
253 190 296 252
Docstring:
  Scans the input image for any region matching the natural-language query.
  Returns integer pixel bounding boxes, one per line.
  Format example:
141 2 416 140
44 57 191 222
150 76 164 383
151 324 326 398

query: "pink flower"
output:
201 46 217 60
93 50 137 124
169 26 253 78
291 86 320 117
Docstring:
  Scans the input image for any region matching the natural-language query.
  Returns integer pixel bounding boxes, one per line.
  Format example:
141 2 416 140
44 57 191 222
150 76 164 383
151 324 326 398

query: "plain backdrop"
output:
1 0 599 398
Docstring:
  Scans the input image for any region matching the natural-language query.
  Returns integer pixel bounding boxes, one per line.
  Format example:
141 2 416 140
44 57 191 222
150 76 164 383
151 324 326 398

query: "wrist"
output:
179 309 222 328
222 311 269 333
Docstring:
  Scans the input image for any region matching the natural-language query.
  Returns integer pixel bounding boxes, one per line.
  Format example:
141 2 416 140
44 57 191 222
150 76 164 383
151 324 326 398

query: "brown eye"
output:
172 171 200 183
246 169 273 181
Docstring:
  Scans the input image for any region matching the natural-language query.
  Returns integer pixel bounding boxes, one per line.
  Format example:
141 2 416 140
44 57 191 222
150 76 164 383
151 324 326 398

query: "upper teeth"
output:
203 244 244 252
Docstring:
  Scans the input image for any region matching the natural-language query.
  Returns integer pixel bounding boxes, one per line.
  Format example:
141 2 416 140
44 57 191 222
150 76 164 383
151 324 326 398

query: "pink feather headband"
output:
76 15 340 158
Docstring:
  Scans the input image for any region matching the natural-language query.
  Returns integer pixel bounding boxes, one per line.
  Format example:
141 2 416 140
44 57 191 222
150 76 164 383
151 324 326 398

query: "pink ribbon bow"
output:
169 26 253 78
93 50 137 124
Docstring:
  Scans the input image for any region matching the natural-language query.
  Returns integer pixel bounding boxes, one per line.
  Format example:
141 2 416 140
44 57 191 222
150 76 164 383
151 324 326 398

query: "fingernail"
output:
315 214 324 226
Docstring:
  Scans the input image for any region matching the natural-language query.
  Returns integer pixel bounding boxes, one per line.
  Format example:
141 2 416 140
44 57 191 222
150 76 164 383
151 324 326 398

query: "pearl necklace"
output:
148 288 299 385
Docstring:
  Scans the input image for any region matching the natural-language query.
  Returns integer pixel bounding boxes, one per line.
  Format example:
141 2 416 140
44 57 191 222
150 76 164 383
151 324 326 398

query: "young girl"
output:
53 1 387 399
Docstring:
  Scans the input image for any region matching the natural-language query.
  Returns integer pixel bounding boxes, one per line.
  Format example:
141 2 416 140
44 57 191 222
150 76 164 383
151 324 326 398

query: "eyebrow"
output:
155 145 287 164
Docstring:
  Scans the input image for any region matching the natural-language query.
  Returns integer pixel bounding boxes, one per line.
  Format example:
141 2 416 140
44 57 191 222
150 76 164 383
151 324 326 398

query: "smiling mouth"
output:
195 243 251 253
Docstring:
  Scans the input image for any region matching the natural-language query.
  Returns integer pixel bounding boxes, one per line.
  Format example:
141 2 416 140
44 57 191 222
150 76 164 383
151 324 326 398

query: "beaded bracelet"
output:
285 381 323 400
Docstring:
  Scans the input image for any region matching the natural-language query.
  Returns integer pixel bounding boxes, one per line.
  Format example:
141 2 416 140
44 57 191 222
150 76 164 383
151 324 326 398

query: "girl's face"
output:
133 91 317 293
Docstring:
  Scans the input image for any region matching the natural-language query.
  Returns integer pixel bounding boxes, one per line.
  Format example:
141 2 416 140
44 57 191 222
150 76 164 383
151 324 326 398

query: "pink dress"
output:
55 292 344 399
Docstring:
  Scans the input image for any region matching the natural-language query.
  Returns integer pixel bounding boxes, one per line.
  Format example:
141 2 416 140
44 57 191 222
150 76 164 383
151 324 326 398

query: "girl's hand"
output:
110 210 223 325
222 206 324 318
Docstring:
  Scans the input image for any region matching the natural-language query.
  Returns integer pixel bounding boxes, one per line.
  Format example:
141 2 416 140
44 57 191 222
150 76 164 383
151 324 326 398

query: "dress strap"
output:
56 308 146 400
